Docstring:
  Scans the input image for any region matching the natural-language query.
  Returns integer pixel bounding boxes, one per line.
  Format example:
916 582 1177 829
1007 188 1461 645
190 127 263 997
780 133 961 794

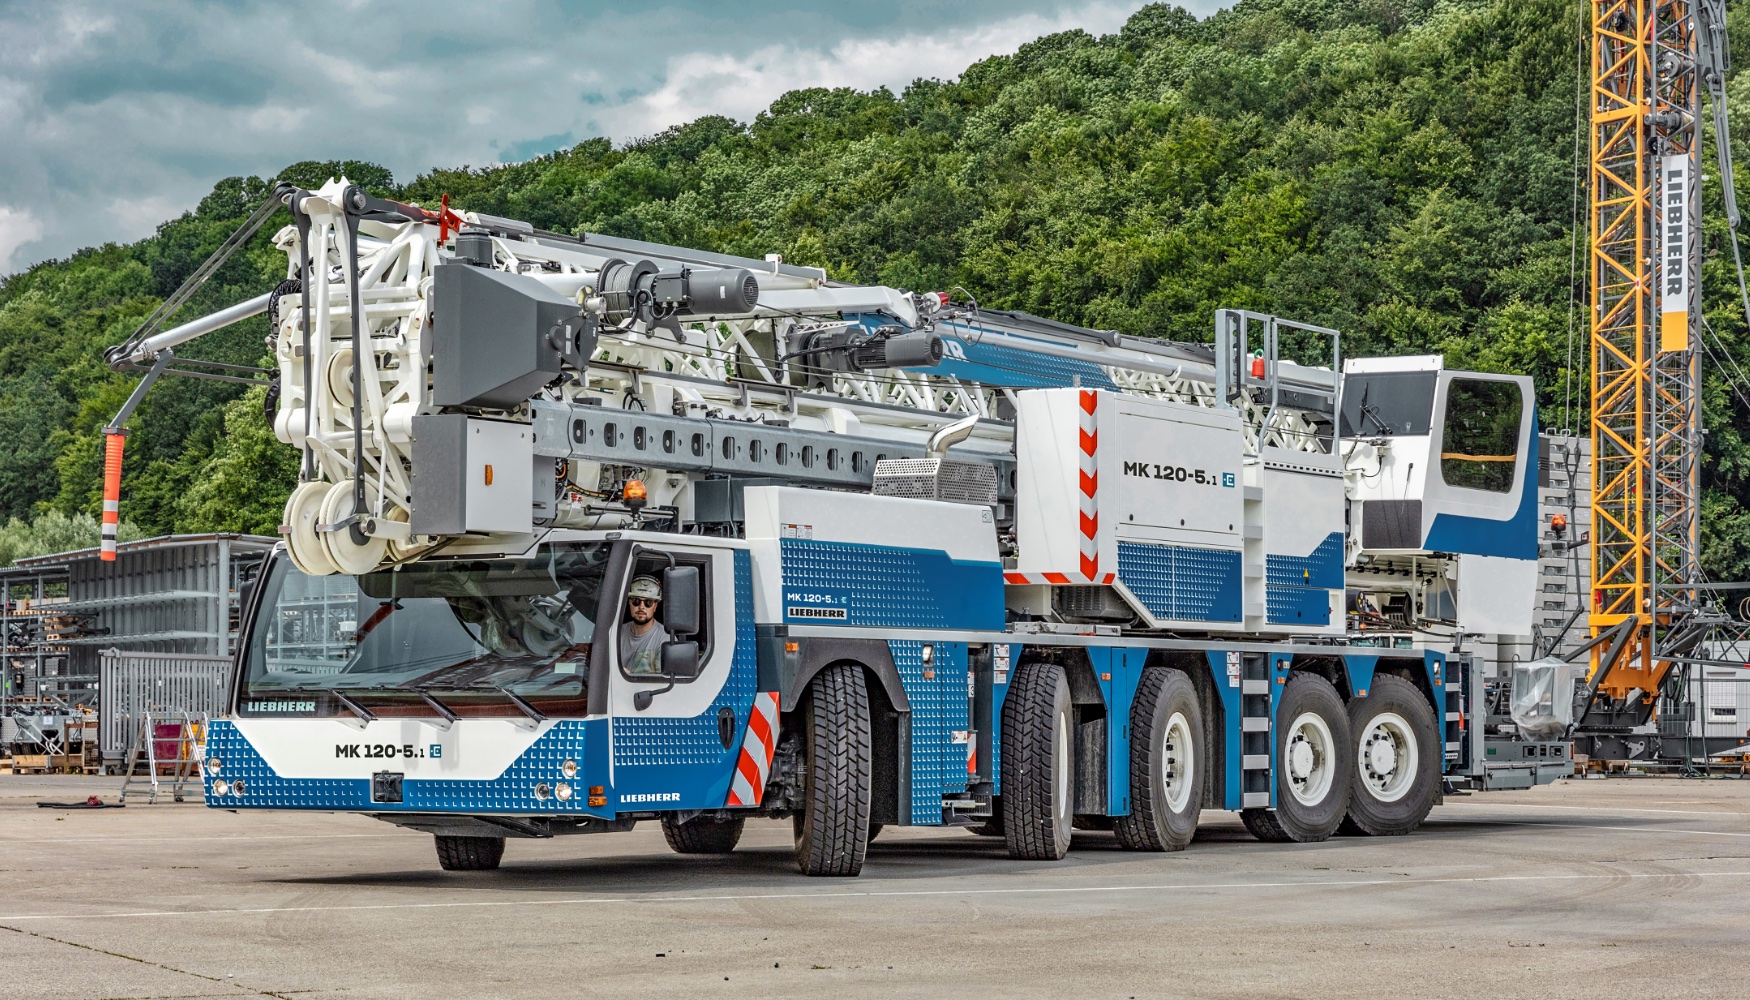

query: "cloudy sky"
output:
0 0 1221 275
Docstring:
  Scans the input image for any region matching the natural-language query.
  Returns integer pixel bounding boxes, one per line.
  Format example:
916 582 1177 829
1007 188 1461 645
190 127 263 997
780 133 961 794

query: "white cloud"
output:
0 205 46 273
0 1 1220 271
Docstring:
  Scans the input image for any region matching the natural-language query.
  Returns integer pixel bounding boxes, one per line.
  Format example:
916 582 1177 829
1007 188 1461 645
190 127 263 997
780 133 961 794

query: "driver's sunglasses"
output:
628 597 660 608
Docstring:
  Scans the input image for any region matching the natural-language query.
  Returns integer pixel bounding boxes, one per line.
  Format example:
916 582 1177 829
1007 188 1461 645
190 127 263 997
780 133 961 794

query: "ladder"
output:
117 710 203 804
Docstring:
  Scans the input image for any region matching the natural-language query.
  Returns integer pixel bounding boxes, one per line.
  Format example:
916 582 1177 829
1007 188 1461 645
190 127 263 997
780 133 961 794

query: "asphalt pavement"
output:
0 775 1745 998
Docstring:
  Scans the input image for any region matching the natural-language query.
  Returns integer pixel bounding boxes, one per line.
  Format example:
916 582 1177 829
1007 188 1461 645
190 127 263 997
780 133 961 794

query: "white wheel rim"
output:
1161 711 1195 813
1053 707 1071 823
1358 711 1418 803
1283 711 1335 806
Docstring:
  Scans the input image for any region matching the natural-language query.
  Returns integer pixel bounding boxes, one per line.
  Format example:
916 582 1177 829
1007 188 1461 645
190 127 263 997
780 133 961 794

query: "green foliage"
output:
0 0 1747 574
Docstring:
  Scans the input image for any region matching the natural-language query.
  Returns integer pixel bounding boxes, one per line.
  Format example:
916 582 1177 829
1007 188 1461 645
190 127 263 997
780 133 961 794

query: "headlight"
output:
534 782 551 801
231 779 247 797
211 779 231 797
205 757 223 776
561 758 578 779
555 781 573 801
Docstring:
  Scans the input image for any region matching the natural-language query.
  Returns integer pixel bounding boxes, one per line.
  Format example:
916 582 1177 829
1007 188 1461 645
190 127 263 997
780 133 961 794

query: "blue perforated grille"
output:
891 640 970 825
779 540 1004 629
1117 541 1243 623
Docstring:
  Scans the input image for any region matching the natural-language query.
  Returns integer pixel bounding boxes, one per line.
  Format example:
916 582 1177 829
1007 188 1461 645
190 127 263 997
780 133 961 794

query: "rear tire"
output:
435 835 504 871
792 663 872 877
1241 673 1352 843
1002 662 1074 861
661 815 745 854
1343 674 1440 836
1114 668 1204 852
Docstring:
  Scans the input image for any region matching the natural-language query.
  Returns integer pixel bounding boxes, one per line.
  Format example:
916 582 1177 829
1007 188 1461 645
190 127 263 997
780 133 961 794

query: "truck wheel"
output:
1343 675 1440 836
1002 661 1074 861
1115 668 1204 852
435 835 504 871
792 663 872 877
1240 673 1352 843
661 815 745 854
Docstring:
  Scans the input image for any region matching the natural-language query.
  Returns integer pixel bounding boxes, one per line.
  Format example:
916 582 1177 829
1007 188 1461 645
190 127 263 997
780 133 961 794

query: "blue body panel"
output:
1266 531 1343 627
779 539 1005 630
204 718 608 816
890 640 970 825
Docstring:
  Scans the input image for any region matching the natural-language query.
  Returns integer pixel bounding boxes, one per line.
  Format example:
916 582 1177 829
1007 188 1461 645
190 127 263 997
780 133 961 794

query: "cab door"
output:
605 543 759 811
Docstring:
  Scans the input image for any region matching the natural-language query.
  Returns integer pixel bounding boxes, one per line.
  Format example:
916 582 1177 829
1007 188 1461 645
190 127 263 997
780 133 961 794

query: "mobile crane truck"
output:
104 179 1566 876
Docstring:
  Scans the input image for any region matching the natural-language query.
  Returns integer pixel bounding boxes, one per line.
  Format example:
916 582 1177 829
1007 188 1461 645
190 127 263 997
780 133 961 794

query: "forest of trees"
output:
2 0 1749 574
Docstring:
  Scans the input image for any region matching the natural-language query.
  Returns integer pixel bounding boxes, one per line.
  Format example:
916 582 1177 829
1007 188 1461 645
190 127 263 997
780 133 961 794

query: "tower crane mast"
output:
1583 0 1731 748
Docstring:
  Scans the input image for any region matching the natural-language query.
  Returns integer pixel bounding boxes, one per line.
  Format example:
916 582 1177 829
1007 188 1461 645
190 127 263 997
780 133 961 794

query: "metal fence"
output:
98 649 231 759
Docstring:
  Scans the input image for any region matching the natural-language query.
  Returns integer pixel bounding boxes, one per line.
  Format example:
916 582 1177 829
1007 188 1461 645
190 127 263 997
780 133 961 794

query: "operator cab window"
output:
616 551 712 681
1439 378 1522 493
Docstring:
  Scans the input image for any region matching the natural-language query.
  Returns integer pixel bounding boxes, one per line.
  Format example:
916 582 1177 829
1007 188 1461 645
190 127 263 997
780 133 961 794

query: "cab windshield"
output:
237 544 612 719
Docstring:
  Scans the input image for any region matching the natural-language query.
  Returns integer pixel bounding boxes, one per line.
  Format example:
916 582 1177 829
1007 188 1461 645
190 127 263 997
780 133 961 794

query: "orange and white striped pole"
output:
100 429 126 561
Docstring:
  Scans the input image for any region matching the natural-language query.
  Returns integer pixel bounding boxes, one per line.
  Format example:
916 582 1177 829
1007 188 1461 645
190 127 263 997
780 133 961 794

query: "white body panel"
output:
1456 554 1537 636
1259 449 1347 636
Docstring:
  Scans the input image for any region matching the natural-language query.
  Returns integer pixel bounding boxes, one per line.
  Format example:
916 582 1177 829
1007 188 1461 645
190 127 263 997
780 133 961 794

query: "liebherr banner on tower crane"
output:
1661 154 1692 353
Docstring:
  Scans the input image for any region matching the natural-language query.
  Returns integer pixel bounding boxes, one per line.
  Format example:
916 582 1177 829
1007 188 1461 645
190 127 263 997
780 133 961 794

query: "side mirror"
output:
660 639 701 680
662 565 701 636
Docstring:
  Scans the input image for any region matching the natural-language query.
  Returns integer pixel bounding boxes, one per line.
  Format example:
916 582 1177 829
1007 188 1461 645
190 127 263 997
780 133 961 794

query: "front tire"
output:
1343 675 1440 836
1241 673 1352 843
792 663 872 877
1002 662 1074 861
1114 668 1204 852
435 835 504 871
661 815 745 854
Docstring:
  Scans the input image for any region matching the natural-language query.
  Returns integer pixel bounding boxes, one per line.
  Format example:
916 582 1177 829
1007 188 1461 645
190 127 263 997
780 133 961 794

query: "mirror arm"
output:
633 679 676 711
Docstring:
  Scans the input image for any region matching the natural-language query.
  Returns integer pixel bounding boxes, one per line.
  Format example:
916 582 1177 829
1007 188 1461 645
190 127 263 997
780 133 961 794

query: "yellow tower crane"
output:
1581 0 1730 754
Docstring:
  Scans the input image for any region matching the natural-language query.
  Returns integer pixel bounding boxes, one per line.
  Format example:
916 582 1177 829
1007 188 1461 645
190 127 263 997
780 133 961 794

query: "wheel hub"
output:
1366 733 1397 777
1288 738 1316 781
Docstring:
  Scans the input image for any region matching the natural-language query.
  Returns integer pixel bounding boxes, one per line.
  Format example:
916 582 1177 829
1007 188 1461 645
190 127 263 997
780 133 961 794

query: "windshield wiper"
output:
416 688 460 724
333 690 378 723
497 687 547 724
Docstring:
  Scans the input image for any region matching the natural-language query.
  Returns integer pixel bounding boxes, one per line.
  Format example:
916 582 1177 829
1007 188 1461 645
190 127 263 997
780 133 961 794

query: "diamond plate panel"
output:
1118 541 1242 623
890 639 969 825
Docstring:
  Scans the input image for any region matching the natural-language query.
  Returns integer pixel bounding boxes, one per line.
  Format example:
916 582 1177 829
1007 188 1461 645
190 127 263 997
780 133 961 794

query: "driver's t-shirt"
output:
618 621 672 674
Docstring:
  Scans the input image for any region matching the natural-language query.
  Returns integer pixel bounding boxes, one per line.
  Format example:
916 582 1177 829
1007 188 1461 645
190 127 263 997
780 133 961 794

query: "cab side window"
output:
616 553 713 680
1439 378 1522 493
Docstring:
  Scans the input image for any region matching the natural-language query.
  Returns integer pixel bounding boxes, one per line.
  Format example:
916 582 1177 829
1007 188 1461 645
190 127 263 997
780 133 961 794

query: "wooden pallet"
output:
9 753 84 775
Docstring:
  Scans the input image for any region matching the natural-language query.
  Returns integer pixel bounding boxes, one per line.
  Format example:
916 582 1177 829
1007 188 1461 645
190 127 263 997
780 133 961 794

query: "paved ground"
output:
0 775 1746 999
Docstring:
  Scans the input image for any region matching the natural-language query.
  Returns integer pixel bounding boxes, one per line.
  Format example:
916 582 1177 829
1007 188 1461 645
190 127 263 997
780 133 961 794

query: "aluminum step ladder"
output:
118 711 204 804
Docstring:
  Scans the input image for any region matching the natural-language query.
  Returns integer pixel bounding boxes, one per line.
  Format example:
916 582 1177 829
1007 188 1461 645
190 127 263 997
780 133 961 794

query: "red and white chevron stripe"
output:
725 691 780 808
1005 388 1113 586
1077 387 1098 579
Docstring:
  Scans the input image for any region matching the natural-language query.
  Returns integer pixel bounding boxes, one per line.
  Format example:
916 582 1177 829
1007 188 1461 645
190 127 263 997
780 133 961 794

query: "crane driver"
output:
619 576 671 675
